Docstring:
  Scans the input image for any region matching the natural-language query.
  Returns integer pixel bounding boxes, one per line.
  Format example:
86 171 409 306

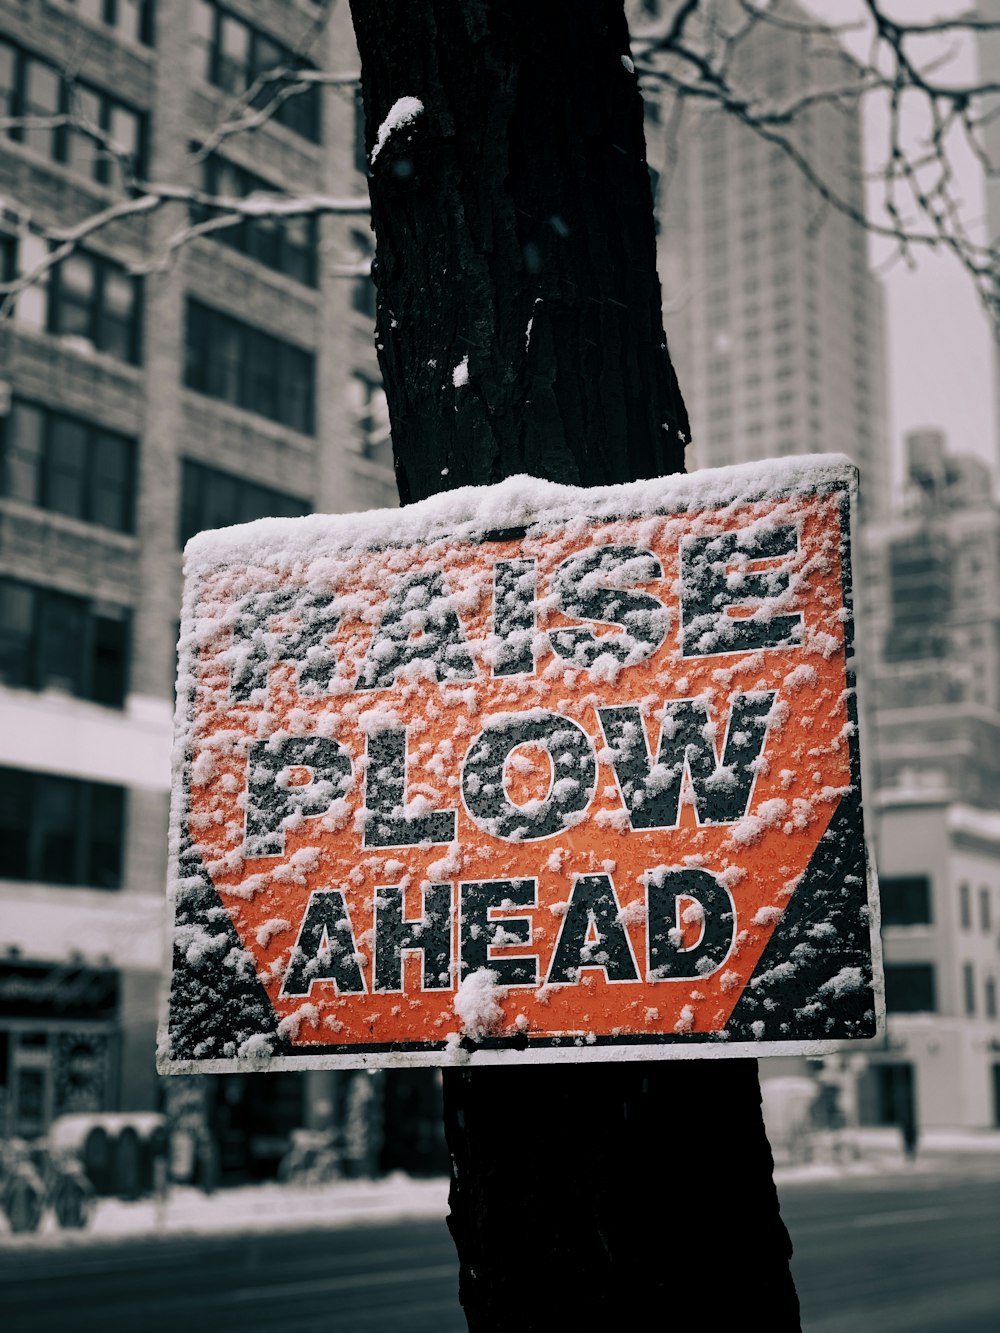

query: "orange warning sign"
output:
158 459 881 1072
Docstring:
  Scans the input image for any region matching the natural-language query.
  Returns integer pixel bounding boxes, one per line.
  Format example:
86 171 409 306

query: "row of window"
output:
5 230 143 366
179 458 308 546
0 578 129 708
67 0 155 46
880 875 995 934
0 39 146 188
1 396 309 547
184 298 316 434
195 153 319 288
10 231 317 428
1 400 136 533
962 962 998 1019
960 882 993 934
191 1 322 143
43 250 143 365
0 766 124 890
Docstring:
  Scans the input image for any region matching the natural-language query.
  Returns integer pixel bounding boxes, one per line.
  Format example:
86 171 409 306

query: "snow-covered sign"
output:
158 457 882 1073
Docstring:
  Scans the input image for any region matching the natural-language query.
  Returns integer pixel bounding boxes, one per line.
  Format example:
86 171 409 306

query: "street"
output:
1 1162 998 1332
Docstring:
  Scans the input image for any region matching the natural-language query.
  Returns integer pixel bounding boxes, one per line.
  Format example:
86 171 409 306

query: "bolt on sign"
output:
157 456 883 1074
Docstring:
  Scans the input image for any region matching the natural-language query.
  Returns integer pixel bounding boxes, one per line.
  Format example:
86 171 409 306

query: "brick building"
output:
0 0 416 1175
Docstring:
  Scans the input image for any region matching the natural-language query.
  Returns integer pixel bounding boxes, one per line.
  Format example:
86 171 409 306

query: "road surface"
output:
2 1161 997 1332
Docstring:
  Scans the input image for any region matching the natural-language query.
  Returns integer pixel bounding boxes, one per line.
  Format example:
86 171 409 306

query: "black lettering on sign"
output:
646 867 735 980
462 712 596 841
244 736 352 858
281 889 367 997
355 571 476 690
597 692 774 829
546 875 640 985
364 729 456 848
231 589 340 701
680 525 802 657
459 879 538 985
373 882 453 992
550 545 669 667
492 558 537 677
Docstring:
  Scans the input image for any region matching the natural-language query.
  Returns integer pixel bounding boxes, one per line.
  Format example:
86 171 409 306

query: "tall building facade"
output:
0 0 409 1172
977 1 1000 458
861 432 1000 1129
641 0 999 1130
864 431 1000 806
650 0 890 518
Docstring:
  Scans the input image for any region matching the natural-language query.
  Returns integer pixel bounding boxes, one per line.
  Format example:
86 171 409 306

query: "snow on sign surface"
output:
158 457 883 1074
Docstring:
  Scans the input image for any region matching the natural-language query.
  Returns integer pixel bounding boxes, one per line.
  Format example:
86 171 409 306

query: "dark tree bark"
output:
349 1 800 1327
350 0 688 503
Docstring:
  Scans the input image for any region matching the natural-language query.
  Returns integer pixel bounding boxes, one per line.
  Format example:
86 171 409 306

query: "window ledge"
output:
0 496 139 551
0 140 143 226
181 388 316 452
189 236 320 301
189 81 324 164
43 0 157 61
7 323 145 383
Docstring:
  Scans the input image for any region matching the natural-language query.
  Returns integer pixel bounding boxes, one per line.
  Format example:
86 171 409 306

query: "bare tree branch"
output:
634 0 1000 327
190 67 360 165
0 183 371 317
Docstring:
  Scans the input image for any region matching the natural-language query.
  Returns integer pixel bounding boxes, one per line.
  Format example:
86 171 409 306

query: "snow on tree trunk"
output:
348 0 800 1326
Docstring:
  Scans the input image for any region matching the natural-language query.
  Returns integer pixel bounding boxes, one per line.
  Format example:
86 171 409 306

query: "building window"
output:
45 253 143 364
980 887 992 933
184 300 315 434
350 373 392 468
960 882 971 929
883 963 936 1014
0 39 146 186
986 976 997 1019
179 459 309 546
879 875 932 927
963 962 976 1016
0 767 125 889
350 229 376 318
68 1 156 46
354 86 368 174
0 578 130 707
194 154 318 286
191 2 321 143
0 400 136 532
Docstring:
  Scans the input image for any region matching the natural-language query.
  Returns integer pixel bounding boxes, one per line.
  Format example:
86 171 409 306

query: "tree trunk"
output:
349 1 800 1327
349 0 688 503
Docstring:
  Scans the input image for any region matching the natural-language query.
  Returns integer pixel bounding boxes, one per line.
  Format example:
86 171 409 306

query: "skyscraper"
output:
650 0 890 517
977 0 1000 456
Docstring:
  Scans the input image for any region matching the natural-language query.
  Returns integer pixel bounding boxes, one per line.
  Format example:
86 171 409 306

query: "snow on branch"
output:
0 182 371 316
191 67 361 164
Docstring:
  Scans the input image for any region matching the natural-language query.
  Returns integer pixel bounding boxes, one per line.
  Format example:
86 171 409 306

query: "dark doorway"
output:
876 1062 918 1154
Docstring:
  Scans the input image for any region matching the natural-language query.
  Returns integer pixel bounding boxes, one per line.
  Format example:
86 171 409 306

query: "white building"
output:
868 795 1000 1130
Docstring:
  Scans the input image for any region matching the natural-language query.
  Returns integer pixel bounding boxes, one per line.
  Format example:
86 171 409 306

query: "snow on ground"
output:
1 1174 448 1248
3 1129 999 1248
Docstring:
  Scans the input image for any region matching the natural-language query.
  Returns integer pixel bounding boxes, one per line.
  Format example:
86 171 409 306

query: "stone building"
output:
0 0 423 1177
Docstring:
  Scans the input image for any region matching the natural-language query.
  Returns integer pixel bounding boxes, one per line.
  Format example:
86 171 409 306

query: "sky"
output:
803 0 999 488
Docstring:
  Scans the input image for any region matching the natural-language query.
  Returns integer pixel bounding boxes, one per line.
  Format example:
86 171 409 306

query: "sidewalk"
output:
771 1126 1000 1183
3 1172 451 1248
4 1128 1000 1248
